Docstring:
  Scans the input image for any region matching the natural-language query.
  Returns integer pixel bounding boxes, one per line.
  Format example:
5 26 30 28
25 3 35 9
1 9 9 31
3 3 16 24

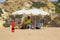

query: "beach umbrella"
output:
12 9 50 28
12 9 50 15
28 9 50 15
28 9 50 28
12 10 27 15
12 10 32 15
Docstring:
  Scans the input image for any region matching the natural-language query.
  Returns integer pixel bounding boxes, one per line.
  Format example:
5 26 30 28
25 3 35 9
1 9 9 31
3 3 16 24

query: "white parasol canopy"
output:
12 10 27 15
12 9 50 15
28 9 49 15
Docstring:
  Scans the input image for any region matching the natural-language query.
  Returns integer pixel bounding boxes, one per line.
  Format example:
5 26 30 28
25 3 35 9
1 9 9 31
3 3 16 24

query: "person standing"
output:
11 21 15 32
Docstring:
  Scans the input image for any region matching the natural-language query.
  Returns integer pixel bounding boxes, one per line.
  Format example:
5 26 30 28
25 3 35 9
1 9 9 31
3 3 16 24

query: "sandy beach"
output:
0 27 60 40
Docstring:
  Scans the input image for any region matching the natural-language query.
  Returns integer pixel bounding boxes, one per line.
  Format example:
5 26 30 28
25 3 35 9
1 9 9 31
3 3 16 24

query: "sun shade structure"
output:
12 9 50 15
12 9 50 28
12 10 27 15
28 9 50 15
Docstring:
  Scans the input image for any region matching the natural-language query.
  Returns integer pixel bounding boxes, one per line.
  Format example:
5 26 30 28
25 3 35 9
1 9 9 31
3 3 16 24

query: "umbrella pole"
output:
35 16 36 29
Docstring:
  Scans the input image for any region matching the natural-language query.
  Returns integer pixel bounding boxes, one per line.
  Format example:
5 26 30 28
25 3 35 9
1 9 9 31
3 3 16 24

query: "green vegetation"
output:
0 9 3 14
32 2 47 8
53 0 60 13
55 6 60 13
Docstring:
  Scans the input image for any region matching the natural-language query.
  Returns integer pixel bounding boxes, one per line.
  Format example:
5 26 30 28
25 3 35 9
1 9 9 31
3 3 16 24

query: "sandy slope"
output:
0 27 60 40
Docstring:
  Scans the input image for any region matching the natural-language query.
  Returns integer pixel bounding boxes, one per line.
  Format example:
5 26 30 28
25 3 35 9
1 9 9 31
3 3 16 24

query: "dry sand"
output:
0 27 60 40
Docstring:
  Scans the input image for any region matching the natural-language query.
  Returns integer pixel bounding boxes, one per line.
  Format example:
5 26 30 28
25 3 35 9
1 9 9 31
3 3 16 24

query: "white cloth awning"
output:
12 9 50 15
